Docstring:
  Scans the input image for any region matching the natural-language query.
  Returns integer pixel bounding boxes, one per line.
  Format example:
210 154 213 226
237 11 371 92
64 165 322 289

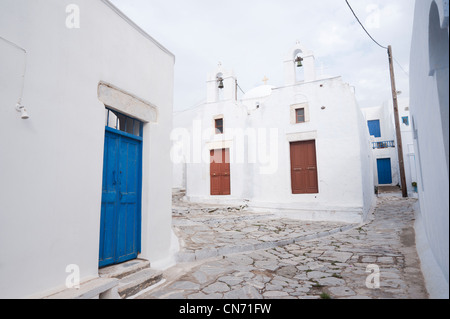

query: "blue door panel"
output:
99 203 116 267
377 158 392 184
99 129 142 268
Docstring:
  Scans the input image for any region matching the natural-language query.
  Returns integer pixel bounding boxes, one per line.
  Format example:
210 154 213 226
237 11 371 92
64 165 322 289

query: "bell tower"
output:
206 62 237 103
284 41 316 85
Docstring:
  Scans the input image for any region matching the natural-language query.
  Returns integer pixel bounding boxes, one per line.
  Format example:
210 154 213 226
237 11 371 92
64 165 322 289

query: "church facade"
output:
172 42 375 223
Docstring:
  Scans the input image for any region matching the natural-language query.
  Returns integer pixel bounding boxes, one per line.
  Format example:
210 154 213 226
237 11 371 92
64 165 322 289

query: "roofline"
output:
101 0 175 61
273 75 343 90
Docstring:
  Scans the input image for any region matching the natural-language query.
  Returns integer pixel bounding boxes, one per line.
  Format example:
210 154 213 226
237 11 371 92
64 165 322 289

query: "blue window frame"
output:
368 120 381 138
402 116 409 126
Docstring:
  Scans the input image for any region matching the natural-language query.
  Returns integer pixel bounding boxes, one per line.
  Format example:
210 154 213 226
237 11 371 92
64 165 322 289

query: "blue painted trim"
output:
105 126 143 142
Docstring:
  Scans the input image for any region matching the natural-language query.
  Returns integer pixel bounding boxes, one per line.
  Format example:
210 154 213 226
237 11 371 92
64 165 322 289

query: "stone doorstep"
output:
99 258 163 299
99 258 150 279
118 268 163 299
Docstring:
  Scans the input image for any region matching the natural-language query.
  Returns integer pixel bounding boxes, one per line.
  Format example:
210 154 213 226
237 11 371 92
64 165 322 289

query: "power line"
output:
0 35 27 53
0 35 28 103
345 1 409 197
393 57 410 77
345 0 388 50
344 1 409 78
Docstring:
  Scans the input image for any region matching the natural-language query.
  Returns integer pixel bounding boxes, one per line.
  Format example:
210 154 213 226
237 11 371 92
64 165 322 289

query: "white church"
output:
172 42 375 224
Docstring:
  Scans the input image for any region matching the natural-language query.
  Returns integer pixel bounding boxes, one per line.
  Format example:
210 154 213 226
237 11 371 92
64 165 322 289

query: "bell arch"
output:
284 42 316 85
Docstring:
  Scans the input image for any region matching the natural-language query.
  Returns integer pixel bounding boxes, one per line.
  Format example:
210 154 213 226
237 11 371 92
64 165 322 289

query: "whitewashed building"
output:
409 0 449 298
361 98 418 197
172 42 375 224
0 0 175 298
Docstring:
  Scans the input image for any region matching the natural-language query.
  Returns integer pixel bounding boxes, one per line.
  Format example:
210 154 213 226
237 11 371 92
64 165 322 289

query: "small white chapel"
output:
172 42 375 223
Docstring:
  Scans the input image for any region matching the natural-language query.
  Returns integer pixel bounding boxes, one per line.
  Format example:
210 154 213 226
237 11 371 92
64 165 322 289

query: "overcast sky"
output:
110 0 415 112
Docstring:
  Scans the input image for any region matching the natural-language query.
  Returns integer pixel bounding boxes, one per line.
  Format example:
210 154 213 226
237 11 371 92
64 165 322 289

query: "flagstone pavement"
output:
138 191 428 299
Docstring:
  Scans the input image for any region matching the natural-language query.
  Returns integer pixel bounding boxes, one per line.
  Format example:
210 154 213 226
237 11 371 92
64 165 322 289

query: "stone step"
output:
118 268 163 299
98 259 164 299
172 188 186 195
99 258 151 280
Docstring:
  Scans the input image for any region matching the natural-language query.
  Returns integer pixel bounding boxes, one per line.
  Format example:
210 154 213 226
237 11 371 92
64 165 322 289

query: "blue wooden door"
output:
377 158 392 185
99 127 142 268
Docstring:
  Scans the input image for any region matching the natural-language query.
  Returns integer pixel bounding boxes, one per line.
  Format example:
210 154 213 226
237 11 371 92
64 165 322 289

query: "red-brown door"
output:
210 148 231 196
290 140 319 194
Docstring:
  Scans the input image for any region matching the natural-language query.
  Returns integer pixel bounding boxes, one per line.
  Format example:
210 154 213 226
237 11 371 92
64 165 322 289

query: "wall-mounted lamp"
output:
295 56 303 68
16 103 29 120
217 77 224 89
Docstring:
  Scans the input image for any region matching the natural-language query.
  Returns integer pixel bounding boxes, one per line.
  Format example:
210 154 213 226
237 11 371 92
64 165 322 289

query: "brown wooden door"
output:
210 149 231 195
290 140 319 194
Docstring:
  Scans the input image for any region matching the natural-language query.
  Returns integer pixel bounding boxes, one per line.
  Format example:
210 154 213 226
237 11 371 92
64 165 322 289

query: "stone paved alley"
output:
138 189 428 299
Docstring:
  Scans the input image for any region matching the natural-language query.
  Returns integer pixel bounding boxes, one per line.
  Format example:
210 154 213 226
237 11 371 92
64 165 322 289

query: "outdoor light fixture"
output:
217 77 224 89
16 103 29 120
295 56 303 68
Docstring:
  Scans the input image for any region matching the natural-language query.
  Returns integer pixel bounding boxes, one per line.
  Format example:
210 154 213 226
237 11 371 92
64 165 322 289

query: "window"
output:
105 108 143 137
290 103 309 124
215 118 224 134
368 120 381 138
296 108 305 123
402 116 409 126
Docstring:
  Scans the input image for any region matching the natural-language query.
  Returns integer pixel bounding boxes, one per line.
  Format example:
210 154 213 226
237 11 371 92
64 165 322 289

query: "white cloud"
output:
110 0 415 110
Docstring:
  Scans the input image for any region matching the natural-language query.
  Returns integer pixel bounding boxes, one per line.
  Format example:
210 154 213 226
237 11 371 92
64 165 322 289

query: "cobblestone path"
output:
139 194 428 299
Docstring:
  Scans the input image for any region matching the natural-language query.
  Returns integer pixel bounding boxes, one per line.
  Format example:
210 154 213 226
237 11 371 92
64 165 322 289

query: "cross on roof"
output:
262 76 269 85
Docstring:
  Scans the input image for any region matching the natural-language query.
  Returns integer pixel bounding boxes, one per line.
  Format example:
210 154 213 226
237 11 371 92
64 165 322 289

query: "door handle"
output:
307 167 316 170
293 168 302 171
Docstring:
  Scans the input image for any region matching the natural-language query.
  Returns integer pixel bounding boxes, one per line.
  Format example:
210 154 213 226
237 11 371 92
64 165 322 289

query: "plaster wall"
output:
409 0 449 293
0 0 174 298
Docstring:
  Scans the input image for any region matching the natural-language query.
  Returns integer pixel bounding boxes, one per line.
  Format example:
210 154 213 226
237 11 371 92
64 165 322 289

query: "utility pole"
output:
387 45 408 198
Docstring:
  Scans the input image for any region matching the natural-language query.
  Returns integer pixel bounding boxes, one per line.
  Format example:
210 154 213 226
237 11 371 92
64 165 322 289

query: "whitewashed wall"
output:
246 77 374 223
397 99 418 197
362 104 400 187
409 0 449 297
0 0 174 298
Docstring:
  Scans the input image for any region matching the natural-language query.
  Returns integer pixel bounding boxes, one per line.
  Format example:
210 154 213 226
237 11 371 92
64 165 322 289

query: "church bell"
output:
217 77 224 89
295 56 303 68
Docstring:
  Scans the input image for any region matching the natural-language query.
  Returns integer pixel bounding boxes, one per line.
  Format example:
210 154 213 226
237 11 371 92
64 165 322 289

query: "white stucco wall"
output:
245 78 374 223
409 0 449 298
397 99 418 197
361 99 420 189
0 0 174 298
